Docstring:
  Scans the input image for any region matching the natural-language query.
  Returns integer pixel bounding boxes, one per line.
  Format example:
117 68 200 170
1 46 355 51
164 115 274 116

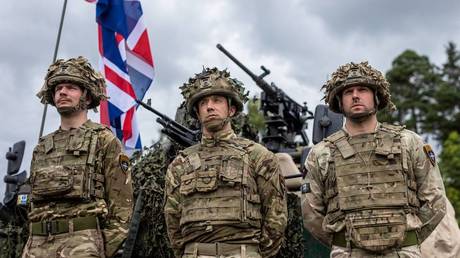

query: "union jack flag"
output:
87 0 155 151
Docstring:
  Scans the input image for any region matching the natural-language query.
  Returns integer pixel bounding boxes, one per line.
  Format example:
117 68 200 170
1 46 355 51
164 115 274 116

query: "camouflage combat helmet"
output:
180 67 248 118
322 61 395 113
37 56 108 109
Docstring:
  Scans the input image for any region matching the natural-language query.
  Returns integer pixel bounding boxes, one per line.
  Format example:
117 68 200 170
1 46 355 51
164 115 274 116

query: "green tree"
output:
246 97 266 133
431 42 460 142
439 131 460 223
379 50 441 134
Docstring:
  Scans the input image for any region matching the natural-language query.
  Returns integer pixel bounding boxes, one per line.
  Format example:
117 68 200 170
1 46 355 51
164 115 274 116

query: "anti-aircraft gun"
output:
217 44 313 161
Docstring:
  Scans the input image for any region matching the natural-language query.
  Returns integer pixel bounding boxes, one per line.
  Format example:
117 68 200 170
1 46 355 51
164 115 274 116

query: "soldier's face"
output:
341 85 376 120
54 83 83 107
197 95 236 132
53 83 89 116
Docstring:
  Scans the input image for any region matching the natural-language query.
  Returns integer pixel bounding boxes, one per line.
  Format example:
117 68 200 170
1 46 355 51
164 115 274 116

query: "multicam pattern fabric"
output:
321 61 396 113
164 128 287 258
23 120 133 258
22 229 104 258
302 123 446 256
37 56 108 109
179 67 249 117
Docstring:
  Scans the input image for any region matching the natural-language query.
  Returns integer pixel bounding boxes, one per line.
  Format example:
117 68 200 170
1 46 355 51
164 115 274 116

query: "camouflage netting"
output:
321 61 395 113
131 140 177 258
0 206 29 258
274 193 304 258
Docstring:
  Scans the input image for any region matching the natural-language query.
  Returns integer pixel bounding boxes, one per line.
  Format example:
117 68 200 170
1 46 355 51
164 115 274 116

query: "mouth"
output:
206 114 218 119
56 99 71 105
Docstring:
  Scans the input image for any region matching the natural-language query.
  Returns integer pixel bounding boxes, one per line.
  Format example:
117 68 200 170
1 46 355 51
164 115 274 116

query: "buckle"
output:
45 221 52 235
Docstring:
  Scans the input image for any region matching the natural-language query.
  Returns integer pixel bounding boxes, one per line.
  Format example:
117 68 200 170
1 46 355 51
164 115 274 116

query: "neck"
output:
344 114 378 136
59 110 88 130
202 120 232 138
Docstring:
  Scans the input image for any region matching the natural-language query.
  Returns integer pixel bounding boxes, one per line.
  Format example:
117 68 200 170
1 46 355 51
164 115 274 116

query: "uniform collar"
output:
342 122 381 136
201 128 237 147
57 119 92 132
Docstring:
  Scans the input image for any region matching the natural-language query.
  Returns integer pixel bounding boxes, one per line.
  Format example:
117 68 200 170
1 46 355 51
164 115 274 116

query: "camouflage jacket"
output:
164 128 287 258
28 120 133 257
303 123 446 245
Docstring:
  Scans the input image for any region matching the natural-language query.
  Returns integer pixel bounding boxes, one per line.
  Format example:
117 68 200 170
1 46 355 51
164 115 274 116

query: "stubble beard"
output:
344 106 376 123
203 117 228 133
56 97 88 117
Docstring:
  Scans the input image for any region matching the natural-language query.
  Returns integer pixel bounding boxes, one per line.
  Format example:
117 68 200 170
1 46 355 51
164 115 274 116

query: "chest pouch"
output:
221 155 244 185
179 157 218 195
31 164 90 202
345 209 407 253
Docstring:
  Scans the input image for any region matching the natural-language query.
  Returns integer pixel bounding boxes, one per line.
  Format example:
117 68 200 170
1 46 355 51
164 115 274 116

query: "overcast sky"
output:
1 0 459 200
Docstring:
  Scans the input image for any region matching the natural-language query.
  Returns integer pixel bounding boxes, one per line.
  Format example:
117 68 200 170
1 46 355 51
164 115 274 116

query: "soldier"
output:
164 67 288 258
22 57 133 258
302 61 446 257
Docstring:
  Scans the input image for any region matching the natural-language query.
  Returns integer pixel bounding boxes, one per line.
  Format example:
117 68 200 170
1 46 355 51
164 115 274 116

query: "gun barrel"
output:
216 44 260 81
136 99 197 136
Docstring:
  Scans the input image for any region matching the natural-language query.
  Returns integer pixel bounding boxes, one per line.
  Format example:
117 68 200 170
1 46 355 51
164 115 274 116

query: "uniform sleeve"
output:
254 149 288 258
408 133 446 242
302 146 332 246
101 135 134 258
164 155 185 258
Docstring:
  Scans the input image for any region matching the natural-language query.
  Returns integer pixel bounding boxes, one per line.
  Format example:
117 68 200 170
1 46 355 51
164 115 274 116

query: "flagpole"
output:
38 0 68 138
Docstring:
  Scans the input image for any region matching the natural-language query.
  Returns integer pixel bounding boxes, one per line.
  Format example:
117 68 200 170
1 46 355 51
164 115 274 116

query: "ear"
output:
85 94 92 106
229 105 236 117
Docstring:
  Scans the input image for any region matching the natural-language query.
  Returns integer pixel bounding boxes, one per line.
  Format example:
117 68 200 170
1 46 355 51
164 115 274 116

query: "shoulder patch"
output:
119 154 130 173
423 144 436 166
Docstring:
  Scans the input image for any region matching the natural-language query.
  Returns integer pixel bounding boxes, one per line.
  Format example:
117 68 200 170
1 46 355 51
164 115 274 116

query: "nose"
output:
351 89 360 100
56 87 68 95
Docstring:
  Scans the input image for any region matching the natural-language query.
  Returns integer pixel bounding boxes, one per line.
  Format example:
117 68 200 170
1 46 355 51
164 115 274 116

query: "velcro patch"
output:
301 182 311 193
119 154 130 173
423 144 436 167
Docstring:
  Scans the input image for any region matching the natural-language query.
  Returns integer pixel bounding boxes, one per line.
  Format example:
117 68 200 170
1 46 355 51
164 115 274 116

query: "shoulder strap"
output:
42 134 54 154
325 130 355 159
375 123 404 156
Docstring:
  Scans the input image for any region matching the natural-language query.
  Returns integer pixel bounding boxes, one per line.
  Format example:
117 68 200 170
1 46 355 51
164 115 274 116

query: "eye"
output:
198 99 207 107
343 89 352 96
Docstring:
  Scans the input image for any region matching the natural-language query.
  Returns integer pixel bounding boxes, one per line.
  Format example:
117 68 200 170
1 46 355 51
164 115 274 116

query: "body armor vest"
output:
30 123 106 203
324 124 419 252
179 138 262 230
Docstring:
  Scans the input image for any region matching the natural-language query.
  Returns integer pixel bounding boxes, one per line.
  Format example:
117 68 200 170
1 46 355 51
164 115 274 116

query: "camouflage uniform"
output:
420 196 460 258
22 57 133 258
164 68 288 258
301 62 446 258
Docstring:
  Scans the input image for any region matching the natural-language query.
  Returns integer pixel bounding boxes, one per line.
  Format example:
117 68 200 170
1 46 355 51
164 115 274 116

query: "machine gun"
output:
217 44 314 155
136 99 200 147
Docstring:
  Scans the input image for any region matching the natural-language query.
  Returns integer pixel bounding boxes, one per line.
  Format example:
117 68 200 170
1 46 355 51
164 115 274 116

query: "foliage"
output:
247 97 266 134
439 131 460 223
379 49 440 134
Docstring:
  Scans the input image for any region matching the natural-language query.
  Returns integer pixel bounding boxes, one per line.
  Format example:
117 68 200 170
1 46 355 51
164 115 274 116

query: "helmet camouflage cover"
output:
37 56 108 109
180 67 249 118
321 61 395 113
